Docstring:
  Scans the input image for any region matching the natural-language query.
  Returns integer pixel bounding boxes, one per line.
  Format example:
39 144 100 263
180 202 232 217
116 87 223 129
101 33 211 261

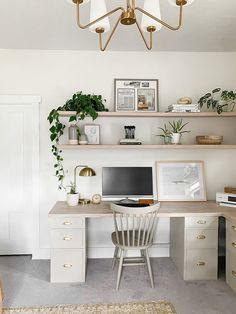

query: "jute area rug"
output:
2 301 176 314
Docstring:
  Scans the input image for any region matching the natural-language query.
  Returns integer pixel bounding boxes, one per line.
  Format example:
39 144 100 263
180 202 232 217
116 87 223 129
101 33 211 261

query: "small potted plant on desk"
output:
169 119 190 144
66 182 79 206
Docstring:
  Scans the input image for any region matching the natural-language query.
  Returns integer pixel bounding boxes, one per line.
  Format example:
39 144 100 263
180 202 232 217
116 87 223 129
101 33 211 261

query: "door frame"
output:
0 95 41 257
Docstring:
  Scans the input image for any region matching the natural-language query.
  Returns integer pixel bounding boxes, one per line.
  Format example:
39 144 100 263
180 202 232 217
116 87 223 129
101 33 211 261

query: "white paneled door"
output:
0 96 40 255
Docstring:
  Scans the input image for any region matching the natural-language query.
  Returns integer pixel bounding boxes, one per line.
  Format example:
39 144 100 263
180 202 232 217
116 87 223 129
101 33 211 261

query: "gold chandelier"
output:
68 0 194 51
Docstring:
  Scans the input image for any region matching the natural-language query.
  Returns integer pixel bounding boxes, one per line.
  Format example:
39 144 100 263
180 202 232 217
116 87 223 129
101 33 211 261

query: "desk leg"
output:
0 280 3 314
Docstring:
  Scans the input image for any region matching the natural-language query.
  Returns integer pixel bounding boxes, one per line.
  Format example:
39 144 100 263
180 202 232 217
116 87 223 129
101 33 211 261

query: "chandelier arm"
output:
76 1 125 30
135 2 183 31
135 20 152 50
98 16 122 51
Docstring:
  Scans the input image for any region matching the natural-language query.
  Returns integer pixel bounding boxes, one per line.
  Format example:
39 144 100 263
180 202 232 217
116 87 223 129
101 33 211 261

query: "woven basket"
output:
196 135 223 145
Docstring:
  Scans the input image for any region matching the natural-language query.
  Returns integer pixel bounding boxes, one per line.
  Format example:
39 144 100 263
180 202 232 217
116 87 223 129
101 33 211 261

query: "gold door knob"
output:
63 221 72 225
63 237 72 241
197 235 206 240
232 271 236 277
63 264 72 268
197 262 206 266
232 242 236 248
232 226 236 231
197 220 206 224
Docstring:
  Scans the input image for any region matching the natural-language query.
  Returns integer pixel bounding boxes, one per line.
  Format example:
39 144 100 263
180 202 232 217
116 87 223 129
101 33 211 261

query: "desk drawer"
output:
50 249 85 283
185 249 218 280
51 229 85 249
227 220 236 234
185 217 218 229
50 217 85 229
186 229 218 249
226 249 236 293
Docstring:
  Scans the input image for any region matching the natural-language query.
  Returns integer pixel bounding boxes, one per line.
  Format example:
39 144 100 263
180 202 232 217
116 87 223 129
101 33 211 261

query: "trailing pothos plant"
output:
48 92 108 189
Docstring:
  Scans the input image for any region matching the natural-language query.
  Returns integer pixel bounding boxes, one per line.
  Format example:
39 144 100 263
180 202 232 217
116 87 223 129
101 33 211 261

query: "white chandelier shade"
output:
168 0 194 7
89 0 110 33
141 0 162 33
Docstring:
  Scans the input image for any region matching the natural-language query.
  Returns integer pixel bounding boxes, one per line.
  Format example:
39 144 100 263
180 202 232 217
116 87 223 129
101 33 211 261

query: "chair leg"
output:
145 249 154 288
112 246 119 270
116 249 124 290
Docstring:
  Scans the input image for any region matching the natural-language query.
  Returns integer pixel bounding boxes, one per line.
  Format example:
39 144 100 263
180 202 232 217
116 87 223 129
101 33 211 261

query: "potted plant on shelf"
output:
48 91 108 189
169 119 190 144
158 124 172 144
198 88 236 114
66 182 79 206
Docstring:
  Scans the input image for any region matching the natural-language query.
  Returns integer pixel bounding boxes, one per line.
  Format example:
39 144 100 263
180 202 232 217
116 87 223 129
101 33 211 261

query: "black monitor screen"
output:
102 167 153 197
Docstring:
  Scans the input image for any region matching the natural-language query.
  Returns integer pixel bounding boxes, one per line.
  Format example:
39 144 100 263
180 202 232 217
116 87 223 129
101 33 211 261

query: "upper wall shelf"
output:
58 111 236 118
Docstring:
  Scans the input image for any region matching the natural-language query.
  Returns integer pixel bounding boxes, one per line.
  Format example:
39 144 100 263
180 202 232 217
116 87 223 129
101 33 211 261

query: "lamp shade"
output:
79 167 96 177
168 0 194 7
89 0 110 33
141 0 162 33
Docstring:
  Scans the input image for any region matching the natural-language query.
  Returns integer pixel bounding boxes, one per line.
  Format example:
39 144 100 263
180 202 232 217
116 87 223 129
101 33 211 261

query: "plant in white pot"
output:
169 119 190 145
66 182 79 206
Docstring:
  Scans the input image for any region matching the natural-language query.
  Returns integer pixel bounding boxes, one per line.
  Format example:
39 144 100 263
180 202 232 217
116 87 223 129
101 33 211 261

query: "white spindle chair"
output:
111 202 160 290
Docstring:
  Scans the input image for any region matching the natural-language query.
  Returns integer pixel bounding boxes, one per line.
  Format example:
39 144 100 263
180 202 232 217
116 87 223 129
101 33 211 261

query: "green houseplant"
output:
198 88 236 114
169 119 190 144
48 92 108 189
158 124 172 144
66 181 79 206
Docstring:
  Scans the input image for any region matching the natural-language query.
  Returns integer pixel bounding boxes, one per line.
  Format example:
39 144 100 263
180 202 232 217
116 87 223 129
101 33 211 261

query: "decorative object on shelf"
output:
68 124 80 144
47 91 108 189
156 161 206 201
224 187 236 195
198 88 236 114
158 124 172 144
125 125 136 139
196 135 223 145
177 97 192 104
167 103 200 113
79 198 91 205
66 181 79 206
168 119 190 144
67 0 195 51
92 193 102 204
115 79 158 112
84 124 100 144
79 133 88 145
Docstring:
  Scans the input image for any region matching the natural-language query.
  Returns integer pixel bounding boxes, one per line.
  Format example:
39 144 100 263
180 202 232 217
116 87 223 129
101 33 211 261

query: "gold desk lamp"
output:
74 165 96 205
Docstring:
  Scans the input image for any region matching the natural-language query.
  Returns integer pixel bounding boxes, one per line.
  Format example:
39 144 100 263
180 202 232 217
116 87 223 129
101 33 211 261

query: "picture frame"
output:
84 124 100 145
114 79 159 112
156 161 206 201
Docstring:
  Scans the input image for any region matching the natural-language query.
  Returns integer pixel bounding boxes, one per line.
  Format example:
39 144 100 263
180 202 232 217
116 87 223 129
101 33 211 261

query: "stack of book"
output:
167 104 200 113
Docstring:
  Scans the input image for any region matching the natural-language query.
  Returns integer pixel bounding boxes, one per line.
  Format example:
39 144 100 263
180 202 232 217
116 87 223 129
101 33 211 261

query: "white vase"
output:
171 133 181 144
66 193 79 206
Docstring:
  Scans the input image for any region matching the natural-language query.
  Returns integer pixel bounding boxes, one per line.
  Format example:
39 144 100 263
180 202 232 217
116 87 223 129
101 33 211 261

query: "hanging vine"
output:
48 92 108 189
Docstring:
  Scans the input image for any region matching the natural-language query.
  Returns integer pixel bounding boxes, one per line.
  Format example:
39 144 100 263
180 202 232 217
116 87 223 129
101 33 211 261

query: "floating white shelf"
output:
58 111 236 118
58 144 236 150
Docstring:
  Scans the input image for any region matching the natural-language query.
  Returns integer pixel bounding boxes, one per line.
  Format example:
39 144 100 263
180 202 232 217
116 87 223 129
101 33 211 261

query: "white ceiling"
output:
0 0 236 51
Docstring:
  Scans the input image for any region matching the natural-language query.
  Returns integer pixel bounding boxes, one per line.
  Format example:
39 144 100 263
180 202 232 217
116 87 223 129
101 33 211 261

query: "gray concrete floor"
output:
0 256 236 314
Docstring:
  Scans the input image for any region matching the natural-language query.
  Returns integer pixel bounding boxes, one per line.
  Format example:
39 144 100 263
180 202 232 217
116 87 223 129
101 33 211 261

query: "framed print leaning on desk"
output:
156 161 206 201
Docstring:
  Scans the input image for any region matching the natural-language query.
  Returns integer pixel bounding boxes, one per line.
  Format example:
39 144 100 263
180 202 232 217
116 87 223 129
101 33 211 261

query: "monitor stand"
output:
118 197 138 204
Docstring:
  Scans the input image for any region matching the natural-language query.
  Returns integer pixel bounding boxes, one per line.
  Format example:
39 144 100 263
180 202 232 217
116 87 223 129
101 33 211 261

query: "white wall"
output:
0 50 236 259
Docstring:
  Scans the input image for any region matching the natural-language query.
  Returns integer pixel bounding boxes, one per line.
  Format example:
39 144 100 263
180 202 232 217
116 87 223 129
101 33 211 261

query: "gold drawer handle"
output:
232 242 236 248
197 220 207 225
232 226 236 231
63 221 72 226
197 235 206 240
63 264 72 268
197 262 206 266
232 271 236 277
63 237 72 241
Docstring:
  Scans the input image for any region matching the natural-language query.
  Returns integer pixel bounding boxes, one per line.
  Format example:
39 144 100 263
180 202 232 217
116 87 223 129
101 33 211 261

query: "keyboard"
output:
115 202 150 207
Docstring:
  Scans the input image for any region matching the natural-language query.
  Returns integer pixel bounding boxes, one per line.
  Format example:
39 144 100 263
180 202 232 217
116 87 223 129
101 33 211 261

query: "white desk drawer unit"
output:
50 217 86 283
226 218 236 293
170 216 218 280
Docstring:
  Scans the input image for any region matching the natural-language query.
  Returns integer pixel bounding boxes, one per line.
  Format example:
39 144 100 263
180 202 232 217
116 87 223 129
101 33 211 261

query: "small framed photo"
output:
84 124 100 145
114 79 158 112
156 161 206 201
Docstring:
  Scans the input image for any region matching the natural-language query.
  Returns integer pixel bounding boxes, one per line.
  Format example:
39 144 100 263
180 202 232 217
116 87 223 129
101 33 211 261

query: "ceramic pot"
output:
66 193 79 206
171 133 181 144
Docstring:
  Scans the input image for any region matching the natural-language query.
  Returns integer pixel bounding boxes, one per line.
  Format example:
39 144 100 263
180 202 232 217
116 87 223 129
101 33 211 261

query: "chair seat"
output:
111 230 151 248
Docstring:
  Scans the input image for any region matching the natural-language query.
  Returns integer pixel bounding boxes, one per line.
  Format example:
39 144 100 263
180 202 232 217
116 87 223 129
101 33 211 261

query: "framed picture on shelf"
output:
84 124 100 145
114 79 159 112
156 161 206 201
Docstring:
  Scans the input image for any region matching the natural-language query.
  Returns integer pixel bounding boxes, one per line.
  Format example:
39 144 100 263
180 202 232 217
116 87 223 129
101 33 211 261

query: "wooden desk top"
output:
49 201 236 221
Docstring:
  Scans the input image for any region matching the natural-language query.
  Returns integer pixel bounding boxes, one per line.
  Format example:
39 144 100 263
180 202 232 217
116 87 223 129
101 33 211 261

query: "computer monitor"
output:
102 167 153 200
